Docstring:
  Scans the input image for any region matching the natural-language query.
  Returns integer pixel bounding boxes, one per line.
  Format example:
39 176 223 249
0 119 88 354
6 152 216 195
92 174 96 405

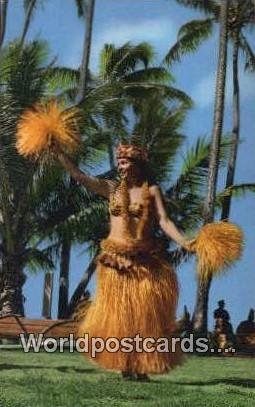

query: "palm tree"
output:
166 0 255 333
165 0 255 220
221 0 255 219
193 0 229 334
1 7 85 328
0 41 54 315
0 40 94 316
57 0 96 319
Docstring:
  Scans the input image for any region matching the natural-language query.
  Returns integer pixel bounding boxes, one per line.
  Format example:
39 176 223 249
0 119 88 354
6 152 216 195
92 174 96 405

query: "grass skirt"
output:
76 239 184 374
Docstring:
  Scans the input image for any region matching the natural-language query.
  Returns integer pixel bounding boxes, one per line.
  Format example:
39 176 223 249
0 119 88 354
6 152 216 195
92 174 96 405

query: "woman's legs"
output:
121 370 136 380
136 373 150 382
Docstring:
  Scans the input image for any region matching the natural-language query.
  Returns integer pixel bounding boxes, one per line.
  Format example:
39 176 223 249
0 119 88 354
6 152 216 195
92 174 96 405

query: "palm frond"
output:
165 18 214 65
123 67 174 84
99 42 155 81
168 135 231 197
23 247 55 274
131 100 188 181
45 67 80 93
216 183 255 207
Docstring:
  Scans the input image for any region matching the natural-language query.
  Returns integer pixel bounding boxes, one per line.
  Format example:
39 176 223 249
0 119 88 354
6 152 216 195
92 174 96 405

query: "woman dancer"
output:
16 102 243 380
53 142 195 380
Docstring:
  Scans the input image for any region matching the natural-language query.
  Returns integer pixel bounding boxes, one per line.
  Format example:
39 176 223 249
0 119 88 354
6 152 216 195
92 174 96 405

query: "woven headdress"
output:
116 143 149 162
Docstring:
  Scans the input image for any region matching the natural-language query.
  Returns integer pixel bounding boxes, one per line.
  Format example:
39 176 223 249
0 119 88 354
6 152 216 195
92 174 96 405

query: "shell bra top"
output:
108 178 153 241
109 180 150 215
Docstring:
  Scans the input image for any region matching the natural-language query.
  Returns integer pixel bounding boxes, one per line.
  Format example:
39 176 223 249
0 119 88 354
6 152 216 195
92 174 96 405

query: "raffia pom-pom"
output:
16 100 81 158
195 221 244 280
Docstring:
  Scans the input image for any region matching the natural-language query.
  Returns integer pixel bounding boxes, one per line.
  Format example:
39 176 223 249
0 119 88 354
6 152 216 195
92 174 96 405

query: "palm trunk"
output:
0 0 8 49
0 257 27 316
58 237 71 319
64 0 95 317
221 33 240 220
19 0 37 47
42 271 54 319
76 0 95 104
193 0 229 335
67 255 96 318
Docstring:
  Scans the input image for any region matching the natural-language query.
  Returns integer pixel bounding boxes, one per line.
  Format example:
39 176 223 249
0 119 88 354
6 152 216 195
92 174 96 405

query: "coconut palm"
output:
0 40 101 316
166 0 255 333
195 0 229 334
0 40 55 315
221 0 255 219
165 0 255 220
57 0 96 318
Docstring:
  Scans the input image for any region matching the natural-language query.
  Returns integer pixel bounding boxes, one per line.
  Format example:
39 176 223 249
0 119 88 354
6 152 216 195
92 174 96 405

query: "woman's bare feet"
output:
136 373 150 382
121 371 150 381
121 371 136 380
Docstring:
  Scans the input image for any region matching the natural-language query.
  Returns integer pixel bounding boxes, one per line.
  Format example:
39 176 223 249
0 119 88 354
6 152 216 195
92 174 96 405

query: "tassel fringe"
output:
194 221 243 280
16 100 81 157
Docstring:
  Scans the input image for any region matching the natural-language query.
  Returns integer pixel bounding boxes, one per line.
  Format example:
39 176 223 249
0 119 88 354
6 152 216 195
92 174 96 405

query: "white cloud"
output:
95 18 174 46
91 18 176 71
191 72 215 108
62 17 176 71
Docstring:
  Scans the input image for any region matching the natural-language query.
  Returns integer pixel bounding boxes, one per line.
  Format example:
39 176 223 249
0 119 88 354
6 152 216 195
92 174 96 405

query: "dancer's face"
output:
117 157 144 183
117 157 133 177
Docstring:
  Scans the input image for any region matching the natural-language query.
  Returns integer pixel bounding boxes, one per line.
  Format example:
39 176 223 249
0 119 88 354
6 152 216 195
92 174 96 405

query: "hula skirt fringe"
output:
76 238 184 374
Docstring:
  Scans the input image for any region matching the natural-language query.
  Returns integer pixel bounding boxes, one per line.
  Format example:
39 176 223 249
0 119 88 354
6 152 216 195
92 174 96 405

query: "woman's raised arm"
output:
54 146 115 199
150 185 195 251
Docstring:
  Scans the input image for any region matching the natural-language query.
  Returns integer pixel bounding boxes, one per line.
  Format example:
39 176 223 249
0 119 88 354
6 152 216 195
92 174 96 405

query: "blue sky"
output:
4 0 255 330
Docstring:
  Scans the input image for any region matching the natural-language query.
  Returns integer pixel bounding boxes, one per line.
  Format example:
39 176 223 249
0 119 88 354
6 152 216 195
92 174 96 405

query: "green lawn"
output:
0 350 254 407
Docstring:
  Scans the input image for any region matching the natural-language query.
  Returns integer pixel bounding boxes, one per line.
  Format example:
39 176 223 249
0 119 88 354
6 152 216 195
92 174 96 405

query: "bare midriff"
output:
107 214 155 242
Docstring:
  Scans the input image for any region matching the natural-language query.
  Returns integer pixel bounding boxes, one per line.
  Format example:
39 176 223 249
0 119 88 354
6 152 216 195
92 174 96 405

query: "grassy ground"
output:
0 350 254 407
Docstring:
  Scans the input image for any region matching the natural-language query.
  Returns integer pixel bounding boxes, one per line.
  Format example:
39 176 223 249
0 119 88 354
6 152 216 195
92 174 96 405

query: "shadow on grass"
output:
172 378 255 388
0 364 97 374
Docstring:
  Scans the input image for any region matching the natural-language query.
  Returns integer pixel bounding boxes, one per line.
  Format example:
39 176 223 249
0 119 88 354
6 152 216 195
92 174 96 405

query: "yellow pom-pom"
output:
16 100 81 157
194 221 244 280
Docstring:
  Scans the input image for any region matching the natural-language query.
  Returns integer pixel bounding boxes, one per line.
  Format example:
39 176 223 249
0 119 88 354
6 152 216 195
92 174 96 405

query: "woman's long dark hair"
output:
131 158 156 186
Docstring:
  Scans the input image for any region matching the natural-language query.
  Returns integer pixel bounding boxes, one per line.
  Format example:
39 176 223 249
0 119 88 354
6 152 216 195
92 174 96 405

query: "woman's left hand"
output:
181 238 197 253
